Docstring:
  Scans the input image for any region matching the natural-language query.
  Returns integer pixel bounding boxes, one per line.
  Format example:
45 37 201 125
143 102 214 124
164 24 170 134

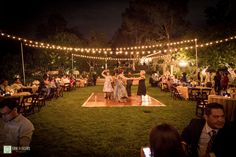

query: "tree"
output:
196 0 236 70
111 0 189 47
36 13 68 39
45 32 86 71
205 0 236 34
198 42 236 69
0 39 22 82
34 13 89 73
87 31 108 48
35 13 86 40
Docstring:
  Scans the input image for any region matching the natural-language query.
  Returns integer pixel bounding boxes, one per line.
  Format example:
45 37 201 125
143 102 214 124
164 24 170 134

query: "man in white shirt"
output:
0 98 34 155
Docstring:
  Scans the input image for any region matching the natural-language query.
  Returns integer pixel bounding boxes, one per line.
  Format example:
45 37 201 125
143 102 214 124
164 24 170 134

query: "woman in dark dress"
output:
134 70 146 103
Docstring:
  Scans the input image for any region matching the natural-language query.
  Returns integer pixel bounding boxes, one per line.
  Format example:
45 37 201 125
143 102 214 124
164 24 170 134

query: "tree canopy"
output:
111 0 189 47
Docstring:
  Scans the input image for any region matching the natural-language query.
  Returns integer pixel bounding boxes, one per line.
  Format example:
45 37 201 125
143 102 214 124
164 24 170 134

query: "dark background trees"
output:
111 0 189 47
196 0 236 69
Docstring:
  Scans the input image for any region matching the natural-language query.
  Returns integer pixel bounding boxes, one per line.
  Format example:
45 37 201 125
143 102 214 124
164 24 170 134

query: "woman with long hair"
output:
149 123 186 157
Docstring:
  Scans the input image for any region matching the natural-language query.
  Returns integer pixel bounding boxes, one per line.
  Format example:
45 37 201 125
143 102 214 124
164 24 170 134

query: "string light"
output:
0 32 195 54
72 53 139 61
1 32 236 58
25 43 140 61
25 43 162 56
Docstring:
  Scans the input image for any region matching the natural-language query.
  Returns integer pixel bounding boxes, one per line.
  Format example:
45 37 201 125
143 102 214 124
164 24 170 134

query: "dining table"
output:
0 92 32 103
176 86 213 100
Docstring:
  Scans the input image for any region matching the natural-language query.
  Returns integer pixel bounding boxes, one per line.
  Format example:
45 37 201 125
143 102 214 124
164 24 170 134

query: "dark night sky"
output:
1 0 220 39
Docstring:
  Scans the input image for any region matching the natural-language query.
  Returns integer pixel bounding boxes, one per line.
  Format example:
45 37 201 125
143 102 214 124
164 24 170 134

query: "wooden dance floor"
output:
82 92 166 107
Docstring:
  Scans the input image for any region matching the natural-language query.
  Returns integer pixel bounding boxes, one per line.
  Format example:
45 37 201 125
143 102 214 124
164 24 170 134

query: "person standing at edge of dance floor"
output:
126 71 133 97
101 69 113 100
132 70 146 104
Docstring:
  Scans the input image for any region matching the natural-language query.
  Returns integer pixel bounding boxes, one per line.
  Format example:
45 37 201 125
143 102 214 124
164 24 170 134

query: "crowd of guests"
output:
149 72 189 91
149 69 235 96
0 72 96 99
0 78 26 96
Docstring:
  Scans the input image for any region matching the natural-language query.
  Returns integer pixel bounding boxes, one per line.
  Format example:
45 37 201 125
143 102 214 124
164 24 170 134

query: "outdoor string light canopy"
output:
1 32 236 61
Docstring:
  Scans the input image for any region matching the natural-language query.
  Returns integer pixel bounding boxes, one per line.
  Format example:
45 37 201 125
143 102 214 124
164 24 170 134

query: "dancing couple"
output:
102 69 146 103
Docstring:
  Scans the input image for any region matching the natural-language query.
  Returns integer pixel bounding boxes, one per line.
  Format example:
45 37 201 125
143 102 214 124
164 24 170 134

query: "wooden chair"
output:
195 97 208 117
30 93 41 112
201 88 212 96
39 92 46 106
189 88 200 101
64 83 71 91
19 95 36 116
200 92 208 101
47 87 58 100
170 86 175 98
172 87 184 100
57 86 64 97
161 83 169 92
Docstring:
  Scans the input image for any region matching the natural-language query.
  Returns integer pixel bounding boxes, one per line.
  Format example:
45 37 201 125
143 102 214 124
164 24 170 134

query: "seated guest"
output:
11 78 26 92
70 75 76 88
166 77 174 90
0 79 12 94
38 74 50 96
149 73 159 87
0 98 34 155
61 75 71 90
61 75 70 85
49 76 57 88
54 76 61 86
189 77 198 87
181 72 188 83
141 123 186 157
181 103 236 157
32 80 40 87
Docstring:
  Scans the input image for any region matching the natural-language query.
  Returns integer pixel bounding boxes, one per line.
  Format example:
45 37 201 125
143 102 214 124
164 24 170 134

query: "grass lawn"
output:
28 84 196 157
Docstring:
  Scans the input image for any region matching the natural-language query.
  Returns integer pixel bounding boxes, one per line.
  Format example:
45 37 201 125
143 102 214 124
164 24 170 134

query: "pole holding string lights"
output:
195 38 198 70
72 53 74 70
20 42 26 85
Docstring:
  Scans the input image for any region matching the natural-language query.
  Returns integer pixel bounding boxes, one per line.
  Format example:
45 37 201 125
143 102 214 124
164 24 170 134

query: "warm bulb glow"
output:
179 60 188 67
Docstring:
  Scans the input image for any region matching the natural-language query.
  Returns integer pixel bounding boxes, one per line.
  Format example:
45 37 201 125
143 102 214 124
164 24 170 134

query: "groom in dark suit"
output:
181 103 236 157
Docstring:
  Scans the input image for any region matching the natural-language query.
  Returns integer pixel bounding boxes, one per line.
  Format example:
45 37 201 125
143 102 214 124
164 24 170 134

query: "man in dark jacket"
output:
181 103 236 157
126 71 133 97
